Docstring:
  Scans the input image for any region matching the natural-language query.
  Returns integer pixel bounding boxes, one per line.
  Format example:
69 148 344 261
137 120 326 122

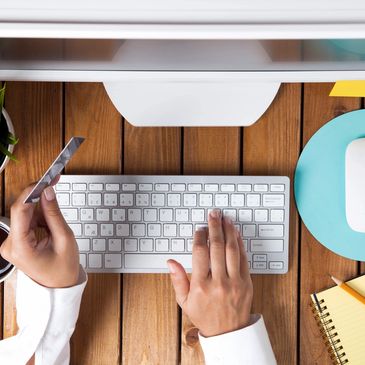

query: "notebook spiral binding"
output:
310 299 349 365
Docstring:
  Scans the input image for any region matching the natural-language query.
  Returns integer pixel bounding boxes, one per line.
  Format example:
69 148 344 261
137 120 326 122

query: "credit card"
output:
24 137 85 204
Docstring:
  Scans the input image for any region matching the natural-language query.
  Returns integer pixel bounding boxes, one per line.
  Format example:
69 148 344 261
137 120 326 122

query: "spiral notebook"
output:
311 275 365 365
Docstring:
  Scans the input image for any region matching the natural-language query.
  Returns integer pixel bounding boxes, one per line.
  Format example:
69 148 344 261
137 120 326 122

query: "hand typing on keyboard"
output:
168 209 253 337
0 183 80 288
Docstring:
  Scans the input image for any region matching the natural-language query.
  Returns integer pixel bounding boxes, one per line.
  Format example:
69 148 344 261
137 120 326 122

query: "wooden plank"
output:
3 82 62 338
181 127 241 365
65 82 121 364
300 83 360 364
243 84 301 364
122 123 181 365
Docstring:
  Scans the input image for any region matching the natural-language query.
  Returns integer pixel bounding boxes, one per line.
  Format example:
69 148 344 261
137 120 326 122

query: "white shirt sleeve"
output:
0 266 87 365
199 314 277 365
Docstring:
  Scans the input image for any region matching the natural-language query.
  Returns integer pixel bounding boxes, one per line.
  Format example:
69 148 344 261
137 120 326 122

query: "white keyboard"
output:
56 175 290 274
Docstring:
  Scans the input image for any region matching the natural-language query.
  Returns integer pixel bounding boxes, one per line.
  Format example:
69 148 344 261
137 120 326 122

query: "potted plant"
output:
0 217 15 282
0 83 18 173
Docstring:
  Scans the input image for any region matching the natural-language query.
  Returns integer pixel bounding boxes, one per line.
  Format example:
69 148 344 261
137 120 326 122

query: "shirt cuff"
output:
199 314 277 365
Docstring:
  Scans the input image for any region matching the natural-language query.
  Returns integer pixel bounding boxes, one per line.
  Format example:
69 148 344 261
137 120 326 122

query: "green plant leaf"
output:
0 83 5 112
0 142 17 162
6 133 19 145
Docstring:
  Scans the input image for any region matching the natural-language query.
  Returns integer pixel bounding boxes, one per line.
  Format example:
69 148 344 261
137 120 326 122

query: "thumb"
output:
40 186 70 237
167 259 190 309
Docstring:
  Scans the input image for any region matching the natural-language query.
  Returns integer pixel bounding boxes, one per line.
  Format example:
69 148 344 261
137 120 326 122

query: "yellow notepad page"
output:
311 275 365 365
330 81 365 97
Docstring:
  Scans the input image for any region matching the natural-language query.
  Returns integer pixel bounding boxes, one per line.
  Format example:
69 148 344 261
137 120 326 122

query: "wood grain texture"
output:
300 83 360 365
65 82 122 365
243 84 301 364
181 127 241 365
123 123 181 365
3 82 62 338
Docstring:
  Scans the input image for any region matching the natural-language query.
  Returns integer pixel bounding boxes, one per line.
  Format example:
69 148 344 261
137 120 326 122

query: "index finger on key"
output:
192 227 210 281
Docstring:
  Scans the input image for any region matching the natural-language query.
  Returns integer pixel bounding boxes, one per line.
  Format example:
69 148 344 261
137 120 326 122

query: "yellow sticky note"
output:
330 80 365 97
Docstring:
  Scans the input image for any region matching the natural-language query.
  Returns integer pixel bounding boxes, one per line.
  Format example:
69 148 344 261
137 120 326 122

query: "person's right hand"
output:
0 183 80 288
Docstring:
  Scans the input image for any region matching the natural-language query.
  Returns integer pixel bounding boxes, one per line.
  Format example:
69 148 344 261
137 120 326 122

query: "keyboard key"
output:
73 183 87 191
188 184 202 192
122 184 136 191
204 184 219 192
263 194 284 207
270 209 284 222
168 194 181 207
171 239 185 252
239 209 252 222
108 239 122 251
79 254 87 268
88 193 102 206
124 254 192 270
215 194 229 207
120 194 134 206
72 193 86 206
254 184 268 192
164 224 177 237
221 184 235 192
101 224 114 236
242 239 248 251
140 239 153 252
156 239 169 252
179 224 193 237
191 209 204 222
253 262 267 269
270 184 285 192
69 224 82 236
237 184 251 192
199 194 213 207
223 209 236 221
132 223 145 237
231 194 245 207
254 210 268 222
155 184 169 192
251 239 284 252
104 193 118 206
160 209 173 222
77 238 90 251
148 223 161 237
105 254 122 268
124 238 137 251
253 254 267 262
96 209 110 221
89 254 102 268
136 194 149 207
269 261 284 270
151 194 165 206
89 183 103 191
112 209 126 222
242 224 256 237
139 183 153 191
144 208 157 222
55 183 70 191
93 239 106 251
259 225 284 237
128 209 142 222
61 209 78 221
106 183 119 191
187 239 193 252
116 223 130 237
176 209 189 222
80 208 94 221
172 184 185 192
246 194 260 207
183 194 197 207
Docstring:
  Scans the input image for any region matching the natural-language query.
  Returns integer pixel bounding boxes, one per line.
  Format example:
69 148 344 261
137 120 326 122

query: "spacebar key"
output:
124 254 192 269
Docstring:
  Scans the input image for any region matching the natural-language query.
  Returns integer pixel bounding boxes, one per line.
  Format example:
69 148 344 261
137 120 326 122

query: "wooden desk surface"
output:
1 82 363 365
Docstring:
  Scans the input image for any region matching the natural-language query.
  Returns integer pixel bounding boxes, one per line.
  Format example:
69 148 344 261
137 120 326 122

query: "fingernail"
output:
224 215 233 225
209 209 221 220
196 226 206 231
44 186 56 201
167 261 176 274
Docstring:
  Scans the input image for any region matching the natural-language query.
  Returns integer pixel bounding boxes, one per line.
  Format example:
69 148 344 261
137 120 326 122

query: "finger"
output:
191 227 210 281
222 216 240 278
10 185 37 238
208 209 227 278
167 259 190 310
40 186 73 242
237 230 250 278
